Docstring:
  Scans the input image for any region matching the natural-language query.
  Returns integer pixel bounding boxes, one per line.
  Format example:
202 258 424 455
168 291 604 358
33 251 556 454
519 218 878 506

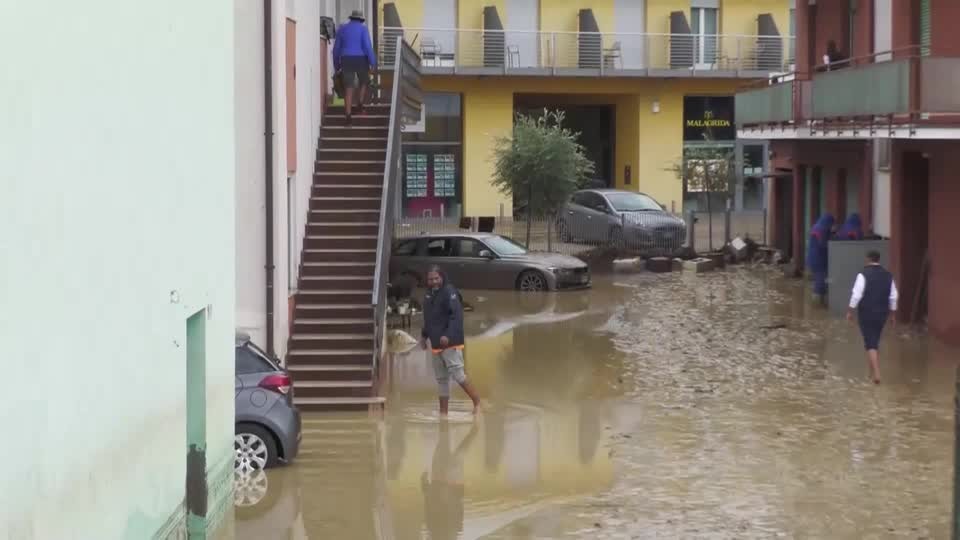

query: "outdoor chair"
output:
603 41 622 70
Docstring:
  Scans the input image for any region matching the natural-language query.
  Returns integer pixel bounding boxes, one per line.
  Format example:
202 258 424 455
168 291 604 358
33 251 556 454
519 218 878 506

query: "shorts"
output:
341 55 370 89
431 348 466 397
858 312 888 351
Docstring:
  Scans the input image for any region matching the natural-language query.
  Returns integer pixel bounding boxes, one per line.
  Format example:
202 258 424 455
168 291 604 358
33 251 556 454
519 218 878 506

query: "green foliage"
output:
492 109 595 219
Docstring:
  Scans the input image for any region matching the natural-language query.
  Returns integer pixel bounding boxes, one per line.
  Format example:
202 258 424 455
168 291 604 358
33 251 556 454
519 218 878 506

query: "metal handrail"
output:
371 37 422 372
380 27 795 73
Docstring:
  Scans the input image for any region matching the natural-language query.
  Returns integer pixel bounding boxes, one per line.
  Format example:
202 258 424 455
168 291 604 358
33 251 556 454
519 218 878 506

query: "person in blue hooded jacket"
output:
836 213 864 240
419 266 482 416
333 10 377 124
806 213 835 302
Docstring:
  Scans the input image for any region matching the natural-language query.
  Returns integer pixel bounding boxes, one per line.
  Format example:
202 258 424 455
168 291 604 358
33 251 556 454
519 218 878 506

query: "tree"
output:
669 143 736 252
492 109 594 250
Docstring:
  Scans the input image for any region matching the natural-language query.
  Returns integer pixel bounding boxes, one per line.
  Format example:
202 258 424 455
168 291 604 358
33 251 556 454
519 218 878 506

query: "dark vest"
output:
858 265 893 316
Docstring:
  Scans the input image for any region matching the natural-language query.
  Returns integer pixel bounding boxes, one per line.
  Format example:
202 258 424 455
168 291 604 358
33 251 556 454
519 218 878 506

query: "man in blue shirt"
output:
332 10 377 124
847 250 899 384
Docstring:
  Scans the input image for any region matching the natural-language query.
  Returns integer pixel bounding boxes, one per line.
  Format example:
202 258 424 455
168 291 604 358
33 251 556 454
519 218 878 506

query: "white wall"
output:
0 0 236 537
873 141 892 237
235 0 331 360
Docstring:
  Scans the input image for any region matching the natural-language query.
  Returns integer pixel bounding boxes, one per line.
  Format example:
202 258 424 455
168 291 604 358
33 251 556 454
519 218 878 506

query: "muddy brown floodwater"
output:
234 267 959 540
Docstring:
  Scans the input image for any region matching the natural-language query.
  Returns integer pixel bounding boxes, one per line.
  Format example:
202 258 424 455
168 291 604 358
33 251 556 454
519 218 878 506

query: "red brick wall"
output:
928 144 960 345
931 0 960 56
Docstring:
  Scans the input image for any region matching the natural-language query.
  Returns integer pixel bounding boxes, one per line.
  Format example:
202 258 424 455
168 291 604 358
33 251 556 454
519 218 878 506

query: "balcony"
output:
736 49 960 133
379 28 795 78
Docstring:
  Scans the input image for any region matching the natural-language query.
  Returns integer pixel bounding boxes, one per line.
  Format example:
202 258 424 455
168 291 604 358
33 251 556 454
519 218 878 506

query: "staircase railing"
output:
372 37 422 375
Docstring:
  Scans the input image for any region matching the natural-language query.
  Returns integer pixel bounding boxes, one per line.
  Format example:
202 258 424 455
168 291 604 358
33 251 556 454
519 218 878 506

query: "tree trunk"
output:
525 184 533 248
707 190 714 252
546 212 553 252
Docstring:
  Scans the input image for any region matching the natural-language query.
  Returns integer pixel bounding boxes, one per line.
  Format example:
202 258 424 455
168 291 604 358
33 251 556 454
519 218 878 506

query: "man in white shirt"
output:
846 251 898 384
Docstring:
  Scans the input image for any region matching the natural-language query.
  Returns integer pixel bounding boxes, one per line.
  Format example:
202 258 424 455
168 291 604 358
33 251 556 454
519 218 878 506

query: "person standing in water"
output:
847 250 899 384
420 266 482 415
807 213 835 304
332 10 376 125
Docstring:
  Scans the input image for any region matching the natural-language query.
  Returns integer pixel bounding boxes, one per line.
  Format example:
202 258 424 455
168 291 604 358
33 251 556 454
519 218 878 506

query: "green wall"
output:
0 0 237 537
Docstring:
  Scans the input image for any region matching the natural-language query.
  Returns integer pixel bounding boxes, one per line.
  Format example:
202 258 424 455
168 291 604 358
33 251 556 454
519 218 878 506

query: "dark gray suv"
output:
559 189 687 255
235 334 301 473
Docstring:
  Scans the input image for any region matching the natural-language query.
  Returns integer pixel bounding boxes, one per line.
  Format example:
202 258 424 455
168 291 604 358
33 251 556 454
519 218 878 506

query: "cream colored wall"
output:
721 0 791 65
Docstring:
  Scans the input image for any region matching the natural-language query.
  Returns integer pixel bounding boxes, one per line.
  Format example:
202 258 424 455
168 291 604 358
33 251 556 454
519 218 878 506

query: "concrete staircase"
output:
287 103 392 413
297 415 386 537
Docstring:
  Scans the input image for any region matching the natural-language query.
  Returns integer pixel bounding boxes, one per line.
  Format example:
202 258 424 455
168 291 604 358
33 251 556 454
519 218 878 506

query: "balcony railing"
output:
380 27 795 76
736 48 960 129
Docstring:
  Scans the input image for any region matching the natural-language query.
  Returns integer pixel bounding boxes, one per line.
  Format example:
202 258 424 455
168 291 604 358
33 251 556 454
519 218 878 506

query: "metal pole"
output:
954 366 960 540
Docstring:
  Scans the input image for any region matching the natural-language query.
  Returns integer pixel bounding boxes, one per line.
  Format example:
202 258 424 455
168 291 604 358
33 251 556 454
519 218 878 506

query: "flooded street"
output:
236 268 958 539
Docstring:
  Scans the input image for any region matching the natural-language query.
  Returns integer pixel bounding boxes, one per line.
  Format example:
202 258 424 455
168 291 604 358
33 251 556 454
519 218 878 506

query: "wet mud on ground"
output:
236 267 957 539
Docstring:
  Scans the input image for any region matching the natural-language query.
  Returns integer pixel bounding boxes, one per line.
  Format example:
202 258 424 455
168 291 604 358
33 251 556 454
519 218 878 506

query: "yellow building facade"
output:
381 0 793 217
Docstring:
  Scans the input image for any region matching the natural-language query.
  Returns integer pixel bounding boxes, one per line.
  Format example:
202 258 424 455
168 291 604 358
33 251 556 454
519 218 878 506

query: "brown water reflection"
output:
236 268 958 539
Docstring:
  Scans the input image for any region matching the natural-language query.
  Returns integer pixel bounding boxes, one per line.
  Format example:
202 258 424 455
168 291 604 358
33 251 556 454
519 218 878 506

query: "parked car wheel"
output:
517 270 547 292
235 423 278 473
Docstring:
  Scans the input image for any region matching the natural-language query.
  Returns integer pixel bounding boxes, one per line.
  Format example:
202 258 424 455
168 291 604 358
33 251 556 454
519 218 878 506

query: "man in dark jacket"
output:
420 266 481 415
847 250 899 384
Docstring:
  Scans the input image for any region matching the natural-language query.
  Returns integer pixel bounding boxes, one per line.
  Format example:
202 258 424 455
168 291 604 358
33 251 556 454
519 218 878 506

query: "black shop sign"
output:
683 96 735 142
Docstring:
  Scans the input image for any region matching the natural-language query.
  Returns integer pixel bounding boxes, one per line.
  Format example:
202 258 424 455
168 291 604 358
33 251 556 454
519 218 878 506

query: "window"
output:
236 346 276 375
455 238 488 257
788 8 796 65
426 238 454 257
691 7 719 67
402 93 464 218
484 235 528 256
584 192 609 212
571 192 591 207
605 192 662 212
407 93 462 144
394 239 419 256
876 140 891 171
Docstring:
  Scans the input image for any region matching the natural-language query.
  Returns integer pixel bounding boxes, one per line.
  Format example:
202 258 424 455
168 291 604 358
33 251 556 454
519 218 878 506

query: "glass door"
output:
691 7 718 68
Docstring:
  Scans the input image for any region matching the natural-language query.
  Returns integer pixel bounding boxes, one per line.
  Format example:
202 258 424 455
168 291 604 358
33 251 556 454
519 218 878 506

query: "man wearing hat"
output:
332 10 377 124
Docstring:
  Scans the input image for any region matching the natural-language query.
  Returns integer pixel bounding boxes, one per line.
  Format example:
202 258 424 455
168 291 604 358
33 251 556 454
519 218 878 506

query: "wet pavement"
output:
235 267 958 539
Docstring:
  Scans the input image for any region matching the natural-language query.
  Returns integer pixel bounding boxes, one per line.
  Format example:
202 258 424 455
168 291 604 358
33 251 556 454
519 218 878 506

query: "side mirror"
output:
478 250 494 259
660 203 667 211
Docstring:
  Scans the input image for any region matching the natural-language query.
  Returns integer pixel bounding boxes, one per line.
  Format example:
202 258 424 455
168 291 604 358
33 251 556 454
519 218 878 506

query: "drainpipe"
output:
263 0 276 357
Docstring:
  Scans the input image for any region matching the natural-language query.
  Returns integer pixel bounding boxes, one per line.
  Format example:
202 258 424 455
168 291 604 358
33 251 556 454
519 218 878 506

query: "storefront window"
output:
682 96 735 212
402 93 463 218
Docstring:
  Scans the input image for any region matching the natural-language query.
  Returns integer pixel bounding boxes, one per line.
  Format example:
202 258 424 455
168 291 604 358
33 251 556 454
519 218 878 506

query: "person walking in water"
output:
807 213 835 304
332 10 376 125
420 266 482 415
847 250 899 384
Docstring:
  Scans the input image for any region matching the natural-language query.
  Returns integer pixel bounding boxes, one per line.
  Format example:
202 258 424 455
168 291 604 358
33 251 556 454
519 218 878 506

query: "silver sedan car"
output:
390 233 591 291
558 189 687 255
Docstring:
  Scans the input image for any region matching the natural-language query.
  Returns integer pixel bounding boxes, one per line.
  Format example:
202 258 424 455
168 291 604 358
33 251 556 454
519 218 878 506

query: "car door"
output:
563 192 591 241
390 238 422 281
581 192 611 243
423 237 463 284
453 237 502 289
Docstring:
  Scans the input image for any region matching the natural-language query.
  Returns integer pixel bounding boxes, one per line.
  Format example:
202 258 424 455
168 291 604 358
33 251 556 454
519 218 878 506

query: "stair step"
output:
296 397 386 405
310 196 381 211
292 319 374 335
297 380 373 388
289 362 374 371
292 333 373 340
289 348 372 355
320 137 388 150
301 275 373 280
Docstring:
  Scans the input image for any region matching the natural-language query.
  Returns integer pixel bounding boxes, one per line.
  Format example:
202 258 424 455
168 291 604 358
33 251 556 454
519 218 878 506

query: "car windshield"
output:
483 235 528 256
605 192 662 212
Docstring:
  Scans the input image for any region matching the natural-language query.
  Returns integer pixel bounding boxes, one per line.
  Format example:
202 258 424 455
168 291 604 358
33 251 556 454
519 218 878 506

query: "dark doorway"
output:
900 151 930 323
514 98 615 189
776 173 793 258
